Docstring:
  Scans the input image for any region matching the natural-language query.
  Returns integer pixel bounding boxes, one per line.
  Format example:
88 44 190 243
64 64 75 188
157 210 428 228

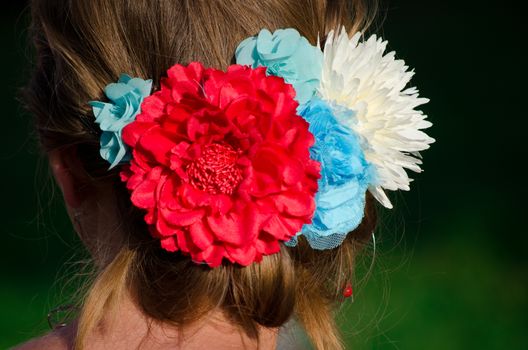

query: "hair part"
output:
24 1 378 349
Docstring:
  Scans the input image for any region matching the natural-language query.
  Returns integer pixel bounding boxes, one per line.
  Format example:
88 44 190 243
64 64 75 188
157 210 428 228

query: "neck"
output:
68 291 278 350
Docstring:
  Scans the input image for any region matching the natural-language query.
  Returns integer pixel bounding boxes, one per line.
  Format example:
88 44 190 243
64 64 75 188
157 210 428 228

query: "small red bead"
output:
343 283 353 298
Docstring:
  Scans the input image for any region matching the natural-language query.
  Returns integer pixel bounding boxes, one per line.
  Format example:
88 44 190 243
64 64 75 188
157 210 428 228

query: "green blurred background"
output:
1 1 526 349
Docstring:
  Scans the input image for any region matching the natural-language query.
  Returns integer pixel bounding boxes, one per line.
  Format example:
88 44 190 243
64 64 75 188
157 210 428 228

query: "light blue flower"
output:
287 99 376 250
235 28 323 106
90 74 152 169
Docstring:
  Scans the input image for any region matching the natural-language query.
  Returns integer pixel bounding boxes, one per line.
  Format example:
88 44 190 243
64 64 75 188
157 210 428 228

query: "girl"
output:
16 0 432 349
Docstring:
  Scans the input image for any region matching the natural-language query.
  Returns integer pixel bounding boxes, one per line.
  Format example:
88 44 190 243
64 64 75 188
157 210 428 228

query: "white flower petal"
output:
369 185 393 209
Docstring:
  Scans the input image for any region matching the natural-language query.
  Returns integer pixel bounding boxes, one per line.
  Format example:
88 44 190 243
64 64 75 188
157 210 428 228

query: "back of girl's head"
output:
25 1 378 349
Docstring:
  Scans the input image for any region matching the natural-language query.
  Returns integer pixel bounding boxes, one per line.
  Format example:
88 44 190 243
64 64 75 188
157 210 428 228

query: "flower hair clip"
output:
90 28 434 267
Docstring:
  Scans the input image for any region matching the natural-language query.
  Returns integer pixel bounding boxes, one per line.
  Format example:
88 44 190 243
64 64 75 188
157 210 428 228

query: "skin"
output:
14 147 279 350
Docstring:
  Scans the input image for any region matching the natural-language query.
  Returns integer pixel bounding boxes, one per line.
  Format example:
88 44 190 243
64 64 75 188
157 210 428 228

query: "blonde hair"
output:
24 0 378 349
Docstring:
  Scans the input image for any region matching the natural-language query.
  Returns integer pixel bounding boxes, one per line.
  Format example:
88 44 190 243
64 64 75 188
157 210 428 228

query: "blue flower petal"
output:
287 99 376 250
235 28 323 106
90 75 152 169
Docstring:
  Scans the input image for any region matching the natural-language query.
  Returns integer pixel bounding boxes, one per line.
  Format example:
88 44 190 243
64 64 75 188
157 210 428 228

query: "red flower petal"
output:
271 191 316 217
119 165 133 182
209 194 233 215
156 210 190 237
253 146 303 186
137 126 177 166
194 244 225 267
144 208 156 225
189 220 215 250
130 179 157 209
206 203 265 246
160 207 204 226
255 232 281 255
165 63 205 102
175 229 197 253
226 244 257 266
122 121 154 148
136 95 166 123
160 236 178 252
261 215 294 240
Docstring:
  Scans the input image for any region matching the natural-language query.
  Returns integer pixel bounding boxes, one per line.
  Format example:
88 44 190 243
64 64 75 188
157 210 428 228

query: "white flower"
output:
319 28 435 209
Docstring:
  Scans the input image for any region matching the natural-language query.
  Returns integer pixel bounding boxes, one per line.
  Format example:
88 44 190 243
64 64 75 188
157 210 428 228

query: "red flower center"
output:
186 143 242 195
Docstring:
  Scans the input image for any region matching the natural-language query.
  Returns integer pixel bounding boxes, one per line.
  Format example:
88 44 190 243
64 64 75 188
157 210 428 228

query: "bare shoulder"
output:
12 325 75 350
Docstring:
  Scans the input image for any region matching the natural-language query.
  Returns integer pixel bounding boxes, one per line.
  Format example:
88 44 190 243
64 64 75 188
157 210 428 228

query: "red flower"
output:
121 62 320 267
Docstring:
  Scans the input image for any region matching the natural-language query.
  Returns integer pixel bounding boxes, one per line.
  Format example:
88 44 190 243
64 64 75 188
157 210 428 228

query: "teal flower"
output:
90 74 152 169
235 28 322 106
287 99 376 250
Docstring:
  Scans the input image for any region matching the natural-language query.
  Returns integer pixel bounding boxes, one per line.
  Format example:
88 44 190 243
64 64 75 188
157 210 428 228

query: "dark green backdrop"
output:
1 1 526 349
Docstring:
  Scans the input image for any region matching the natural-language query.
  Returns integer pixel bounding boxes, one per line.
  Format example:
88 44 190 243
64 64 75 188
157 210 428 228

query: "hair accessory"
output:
236 28 433 249
319 28 435 209
343 282 353 299
286 98 375 250
118 63 319 267
90 27 433 266
47 304 78 330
